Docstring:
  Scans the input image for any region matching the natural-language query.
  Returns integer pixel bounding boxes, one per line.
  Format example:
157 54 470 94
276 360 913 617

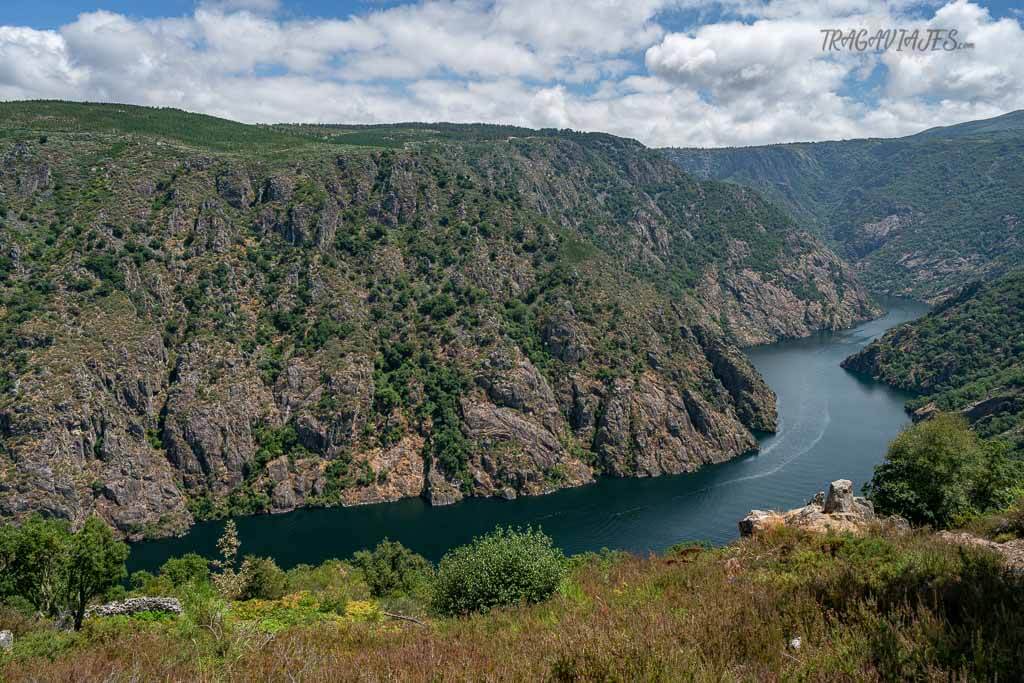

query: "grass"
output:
3 525 1022 681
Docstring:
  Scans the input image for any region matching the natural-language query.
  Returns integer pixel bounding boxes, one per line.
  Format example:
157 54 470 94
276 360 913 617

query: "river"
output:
127 297 930 573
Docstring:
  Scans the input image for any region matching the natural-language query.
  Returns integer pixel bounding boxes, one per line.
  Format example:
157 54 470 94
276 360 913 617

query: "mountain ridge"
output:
0 101 875 539
663 110 1024 301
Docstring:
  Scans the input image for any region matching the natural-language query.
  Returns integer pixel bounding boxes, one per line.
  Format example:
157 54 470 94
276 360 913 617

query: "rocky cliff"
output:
0 103 875 538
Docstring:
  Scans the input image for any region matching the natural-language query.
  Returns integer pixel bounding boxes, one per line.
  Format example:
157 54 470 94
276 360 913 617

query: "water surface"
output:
128 297 929 573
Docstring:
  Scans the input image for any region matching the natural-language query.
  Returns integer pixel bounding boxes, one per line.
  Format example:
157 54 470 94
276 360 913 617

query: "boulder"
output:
0 630 12 651
738 510 785 536
823 479 855 513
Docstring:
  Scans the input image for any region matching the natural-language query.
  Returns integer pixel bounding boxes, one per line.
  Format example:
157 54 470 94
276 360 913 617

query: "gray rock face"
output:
0 629 12 651
216 171 254 209
86 597 183 618
823 479 855 513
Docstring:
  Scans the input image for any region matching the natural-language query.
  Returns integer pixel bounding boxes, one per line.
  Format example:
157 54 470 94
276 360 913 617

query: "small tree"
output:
239 556 288 600
159 552 211 587
352 539 433 597
432 527 565 616
65 517 129 630
866 414 1018 528
211 520 246 599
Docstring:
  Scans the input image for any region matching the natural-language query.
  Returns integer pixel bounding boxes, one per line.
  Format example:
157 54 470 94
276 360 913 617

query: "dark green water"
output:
127 297 929 573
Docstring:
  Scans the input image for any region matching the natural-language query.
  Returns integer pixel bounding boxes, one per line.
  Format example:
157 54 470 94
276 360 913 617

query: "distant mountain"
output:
843 268 1024 450
0 101 874 538
664 110 1024 301
912 110 1024 140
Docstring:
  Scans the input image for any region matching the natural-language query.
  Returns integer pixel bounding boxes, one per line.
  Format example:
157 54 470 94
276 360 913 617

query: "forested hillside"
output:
843 269 1024 450
664 111 1024 301
0 102 874 539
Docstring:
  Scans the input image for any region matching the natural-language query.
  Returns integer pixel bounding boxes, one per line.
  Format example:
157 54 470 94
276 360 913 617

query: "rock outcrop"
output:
85 597 183 618
739 480 887 536
936 532 1024 573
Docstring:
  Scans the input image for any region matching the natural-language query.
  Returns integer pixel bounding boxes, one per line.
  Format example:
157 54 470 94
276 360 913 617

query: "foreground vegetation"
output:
3 522 1023 681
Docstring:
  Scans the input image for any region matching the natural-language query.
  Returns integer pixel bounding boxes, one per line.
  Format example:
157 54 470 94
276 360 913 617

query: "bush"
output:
159 553 210 587
239 556 287 600
351 539 433 598
432 527 566 616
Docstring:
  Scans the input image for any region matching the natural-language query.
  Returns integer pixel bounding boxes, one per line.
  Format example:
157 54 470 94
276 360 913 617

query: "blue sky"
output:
6 0 1022 30
1 0 1022 147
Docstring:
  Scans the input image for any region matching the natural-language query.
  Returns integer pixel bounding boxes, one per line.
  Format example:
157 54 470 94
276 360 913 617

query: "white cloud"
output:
0 0 1020 147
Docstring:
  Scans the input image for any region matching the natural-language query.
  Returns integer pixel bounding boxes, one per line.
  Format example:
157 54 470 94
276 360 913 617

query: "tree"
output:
3 515 71 616
159 552 211 587
352 539 433 597
65 517 129 630
865 414 1019 528
239 556 288 600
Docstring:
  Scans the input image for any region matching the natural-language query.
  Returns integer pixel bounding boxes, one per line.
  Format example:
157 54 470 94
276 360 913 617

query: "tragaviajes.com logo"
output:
820 28 974 52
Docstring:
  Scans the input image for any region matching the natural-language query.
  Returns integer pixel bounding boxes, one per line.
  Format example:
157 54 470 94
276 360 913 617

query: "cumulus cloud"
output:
0 0 1020 147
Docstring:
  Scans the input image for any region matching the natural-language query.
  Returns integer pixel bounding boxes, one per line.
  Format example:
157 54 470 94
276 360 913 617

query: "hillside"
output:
664 111 1024 301
0 101 875 539
842 269 1024 449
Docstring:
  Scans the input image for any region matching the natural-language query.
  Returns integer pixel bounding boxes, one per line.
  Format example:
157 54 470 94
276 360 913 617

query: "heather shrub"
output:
432 527 565 616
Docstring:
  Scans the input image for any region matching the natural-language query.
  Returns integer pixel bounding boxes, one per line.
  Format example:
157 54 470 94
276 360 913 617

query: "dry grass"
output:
3 527 1019 682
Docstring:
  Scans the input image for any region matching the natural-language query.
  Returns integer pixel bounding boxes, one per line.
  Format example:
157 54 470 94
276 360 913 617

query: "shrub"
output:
351 539 433 598
239 556 288 600
432 527 566 616
159 553 210 588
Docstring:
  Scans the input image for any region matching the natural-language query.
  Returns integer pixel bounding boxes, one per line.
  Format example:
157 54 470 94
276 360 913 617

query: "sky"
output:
1 0 1022 148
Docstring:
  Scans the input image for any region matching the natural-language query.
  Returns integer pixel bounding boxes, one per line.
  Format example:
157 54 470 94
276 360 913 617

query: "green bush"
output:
432 527 566 616
351 539 433 598
239 556 288 600
159 553 210 587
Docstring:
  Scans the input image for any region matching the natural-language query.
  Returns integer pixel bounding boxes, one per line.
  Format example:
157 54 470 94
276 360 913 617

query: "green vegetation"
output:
0 515 129 630
666 111 1024 300
4 517 1024 680
865 415 1020 527
352 539 434 600
431 526 566 616
844 269 1024 450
